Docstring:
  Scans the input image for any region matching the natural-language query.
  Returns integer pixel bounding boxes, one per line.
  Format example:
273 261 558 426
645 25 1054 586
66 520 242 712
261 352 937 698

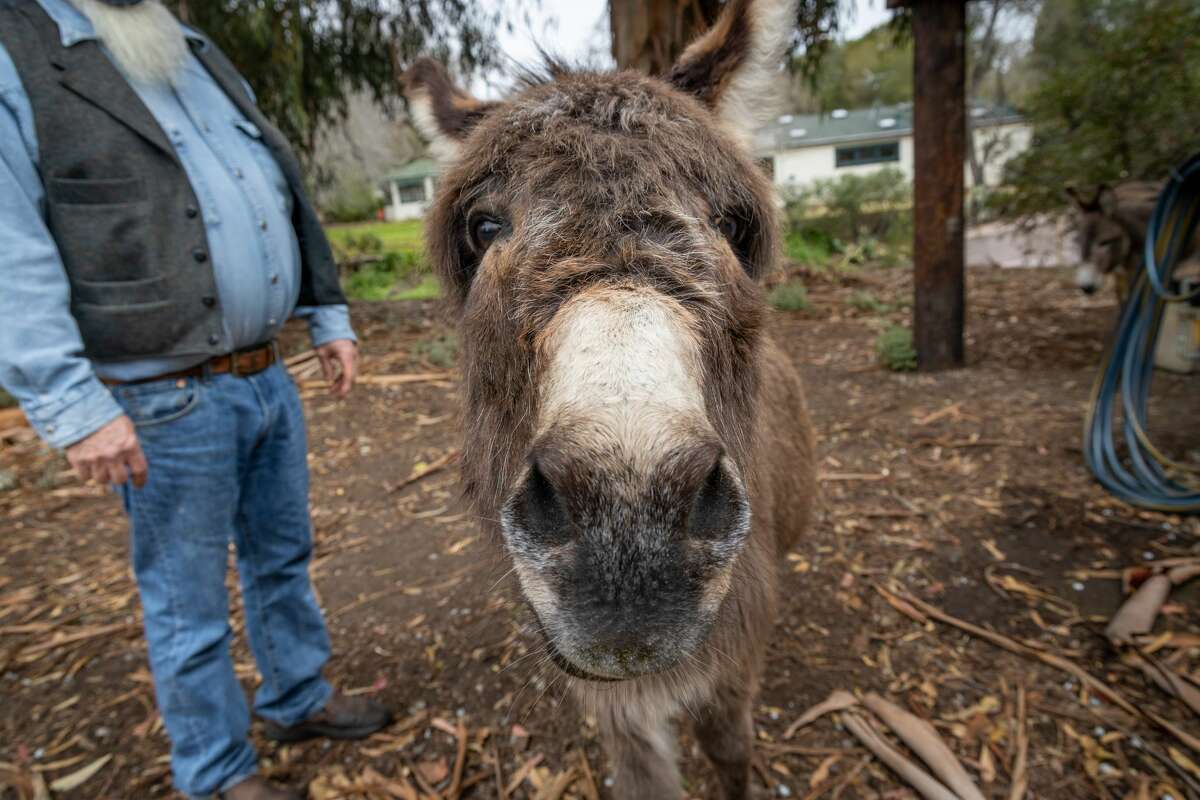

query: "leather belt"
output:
101 341 279 386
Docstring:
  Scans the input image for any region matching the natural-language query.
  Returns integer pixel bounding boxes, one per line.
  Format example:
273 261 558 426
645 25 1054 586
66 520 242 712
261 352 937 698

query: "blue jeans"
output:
114 363 332 798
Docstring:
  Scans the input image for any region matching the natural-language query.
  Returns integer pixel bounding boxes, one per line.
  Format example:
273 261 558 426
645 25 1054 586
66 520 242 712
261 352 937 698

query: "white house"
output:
381 157 439 221
753 103 1030 196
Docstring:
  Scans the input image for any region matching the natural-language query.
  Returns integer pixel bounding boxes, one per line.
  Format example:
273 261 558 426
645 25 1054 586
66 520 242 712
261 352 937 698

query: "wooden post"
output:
901 0 967 370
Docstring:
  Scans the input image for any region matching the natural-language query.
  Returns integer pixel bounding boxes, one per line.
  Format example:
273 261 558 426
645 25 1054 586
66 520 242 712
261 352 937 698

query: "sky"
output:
475 0 894 97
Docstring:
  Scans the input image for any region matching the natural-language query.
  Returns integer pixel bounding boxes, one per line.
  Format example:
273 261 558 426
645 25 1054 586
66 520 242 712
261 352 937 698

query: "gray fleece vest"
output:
0 0 346 360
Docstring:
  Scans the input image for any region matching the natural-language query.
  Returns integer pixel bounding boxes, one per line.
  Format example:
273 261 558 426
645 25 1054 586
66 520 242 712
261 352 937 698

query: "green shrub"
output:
323 177 383 224
784 228 835 266
768 281 810 311
848 290 888 313
785 167 912 251
412 334 457 368
343 252 425 301
0 389 15 410
392 276 441 301
875 325 917 372
342 232 383 256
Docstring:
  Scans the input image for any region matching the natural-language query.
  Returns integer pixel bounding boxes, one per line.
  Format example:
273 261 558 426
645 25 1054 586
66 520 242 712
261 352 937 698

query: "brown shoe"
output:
263 691 392 742
219 775 304 800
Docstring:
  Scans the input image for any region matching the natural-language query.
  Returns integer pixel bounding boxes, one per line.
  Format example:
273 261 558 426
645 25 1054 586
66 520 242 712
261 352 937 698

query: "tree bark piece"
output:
862 693 986 800
840 712 960 800
1106 574 1171 644
784 689 860 739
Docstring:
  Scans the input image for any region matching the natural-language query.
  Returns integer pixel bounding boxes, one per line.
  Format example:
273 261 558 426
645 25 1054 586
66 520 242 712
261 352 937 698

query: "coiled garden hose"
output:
1082 154 1200 513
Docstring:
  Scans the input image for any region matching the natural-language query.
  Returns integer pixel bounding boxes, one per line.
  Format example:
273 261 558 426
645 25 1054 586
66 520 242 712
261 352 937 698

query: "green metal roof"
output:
380 157 439 187
753 103 1023 155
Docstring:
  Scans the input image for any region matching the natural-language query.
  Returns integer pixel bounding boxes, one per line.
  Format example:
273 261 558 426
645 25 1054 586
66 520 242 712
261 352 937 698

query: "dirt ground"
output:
2 265 1199 800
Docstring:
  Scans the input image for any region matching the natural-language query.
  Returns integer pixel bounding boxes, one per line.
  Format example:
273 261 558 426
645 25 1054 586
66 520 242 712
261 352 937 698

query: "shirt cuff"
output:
297 304 357 349
22 376 124 450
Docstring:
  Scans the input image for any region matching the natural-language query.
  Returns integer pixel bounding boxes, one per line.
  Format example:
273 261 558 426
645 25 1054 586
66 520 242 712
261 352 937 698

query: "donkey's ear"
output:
403 57 496 162
667 0 797 138
1096 184 1118 216
1065 185 1101 212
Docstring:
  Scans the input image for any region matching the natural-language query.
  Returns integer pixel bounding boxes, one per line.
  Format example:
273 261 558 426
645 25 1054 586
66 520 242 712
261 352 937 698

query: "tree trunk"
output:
965 0 1002 192
910 0 967 371
608 0 721 73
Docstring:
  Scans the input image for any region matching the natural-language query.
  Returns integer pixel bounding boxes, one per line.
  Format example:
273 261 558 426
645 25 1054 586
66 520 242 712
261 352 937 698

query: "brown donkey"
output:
405 0 816 796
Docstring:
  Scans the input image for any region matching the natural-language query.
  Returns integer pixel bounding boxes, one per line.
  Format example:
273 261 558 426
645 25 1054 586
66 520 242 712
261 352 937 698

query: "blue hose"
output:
1082 154 1200 513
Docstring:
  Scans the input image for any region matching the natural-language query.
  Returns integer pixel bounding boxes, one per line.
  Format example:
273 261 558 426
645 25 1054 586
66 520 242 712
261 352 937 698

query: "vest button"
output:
202 296 216 308
193 248 208 263
186 206 199 218
208 334 220 346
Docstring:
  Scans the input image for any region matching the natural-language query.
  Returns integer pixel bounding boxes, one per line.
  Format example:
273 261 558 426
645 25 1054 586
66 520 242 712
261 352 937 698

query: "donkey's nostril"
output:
686 457 747 541
508 460 572 546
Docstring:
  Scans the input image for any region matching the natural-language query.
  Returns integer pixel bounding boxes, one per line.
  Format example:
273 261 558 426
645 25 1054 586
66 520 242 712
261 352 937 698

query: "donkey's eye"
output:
715 216 738 241
471 217 504 251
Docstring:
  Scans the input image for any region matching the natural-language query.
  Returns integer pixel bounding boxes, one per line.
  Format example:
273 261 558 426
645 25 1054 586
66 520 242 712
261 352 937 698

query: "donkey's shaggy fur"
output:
406 1 816 796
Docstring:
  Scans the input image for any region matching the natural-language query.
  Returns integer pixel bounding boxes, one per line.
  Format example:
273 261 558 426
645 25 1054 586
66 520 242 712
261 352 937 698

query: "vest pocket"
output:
47 176 146 205
72 275 170 307
46 180 151 283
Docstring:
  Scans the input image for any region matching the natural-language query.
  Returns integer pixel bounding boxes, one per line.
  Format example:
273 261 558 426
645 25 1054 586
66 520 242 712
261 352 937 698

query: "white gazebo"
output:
381 158 439 221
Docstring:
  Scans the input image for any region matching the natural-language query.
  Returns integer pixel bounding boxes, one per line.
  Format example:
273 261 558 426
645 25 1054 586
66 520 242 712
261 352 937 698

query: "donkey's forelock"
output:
406 0 799 157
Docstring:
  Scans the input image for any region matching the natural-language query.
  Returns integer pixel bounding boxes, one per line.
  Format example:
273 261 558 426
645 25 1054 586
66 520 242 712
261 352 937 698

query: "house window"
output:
397 184 426 204
835 141 900 168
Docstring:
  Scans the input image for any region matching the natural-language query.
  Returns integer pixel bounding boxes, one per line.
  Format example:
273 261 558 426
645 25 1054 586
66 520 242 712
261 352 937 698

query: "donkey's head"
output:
407 0 794 681
1067 185 1133 294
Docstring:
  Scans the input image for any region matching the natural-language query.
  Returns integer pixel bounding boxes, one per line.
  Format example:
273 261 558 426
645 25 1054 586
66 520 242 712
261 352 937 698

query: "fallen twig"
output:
1008 687 1028 800
446 720 468 800
0 408 27 429
574 749 599 800
300 371 453 390
504 753 544 797
532 767 577 800
1129 650 1200 718
389 450 461 493
875 582 1200 756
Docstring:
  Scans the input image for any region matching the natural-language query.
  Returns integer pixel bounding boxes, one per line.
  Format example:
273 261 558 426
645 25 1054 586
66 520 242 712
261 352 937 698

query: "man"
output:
0 1 391 797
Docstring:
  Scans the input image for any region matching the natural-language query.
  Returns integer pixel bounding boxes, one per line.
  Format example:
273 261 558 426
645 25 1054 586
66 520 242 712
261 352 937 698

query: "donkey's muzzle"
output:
507 438 748 549
502 436 751 680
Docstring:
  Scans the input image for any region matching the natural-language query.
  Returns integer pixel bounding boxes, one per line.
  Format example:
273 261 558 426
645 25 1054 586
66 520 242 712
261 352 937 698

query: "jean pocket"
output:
112 377 202 428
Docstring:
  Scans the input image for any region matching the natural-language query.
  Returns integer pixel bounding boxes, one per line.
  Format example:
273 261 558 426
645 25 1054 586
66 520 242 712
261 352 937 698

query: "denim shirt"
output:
0 0 356 449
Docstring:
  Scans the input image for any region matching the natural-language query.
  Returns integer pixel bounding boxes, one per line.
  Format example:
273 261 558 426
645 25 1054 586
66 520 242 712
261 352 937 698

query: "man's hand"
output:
316 339 358 398
65 415 148 487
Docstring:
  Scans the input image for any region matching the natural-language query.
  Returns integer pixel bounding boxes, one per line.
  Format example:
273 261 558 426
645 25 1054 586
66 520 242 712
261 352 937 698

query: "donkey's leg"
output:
694 678 756 800
597 700 683 800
